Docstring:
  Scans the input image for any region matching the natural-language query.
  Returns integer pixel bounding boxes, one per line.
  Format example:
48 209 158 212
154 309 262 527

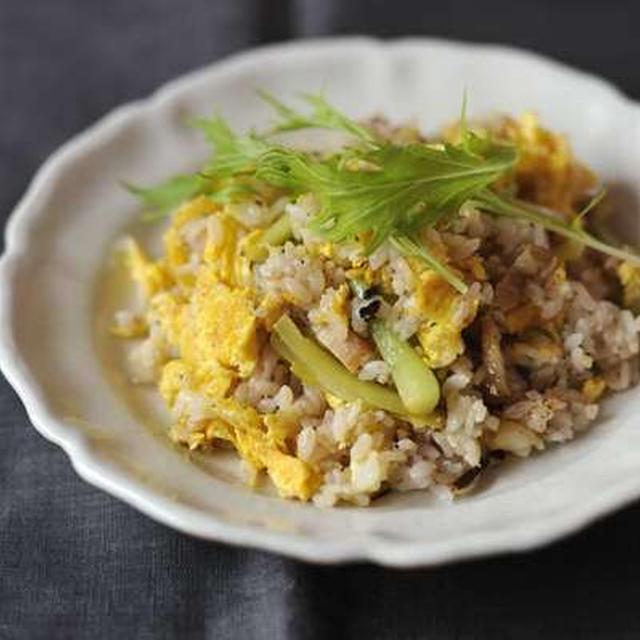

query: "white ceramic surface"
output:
2 37 640 567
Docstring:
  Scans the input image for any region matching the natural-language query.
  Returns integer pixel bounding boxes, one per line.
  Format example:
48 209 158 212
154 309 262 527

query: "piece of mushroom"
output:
481 314 510 400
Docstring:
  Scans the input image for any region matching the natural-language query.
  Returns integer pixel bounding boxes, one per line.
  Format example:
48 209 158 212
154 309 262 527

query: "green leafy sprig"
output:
126 91 640 291
123 175 203 220
257 89 378 143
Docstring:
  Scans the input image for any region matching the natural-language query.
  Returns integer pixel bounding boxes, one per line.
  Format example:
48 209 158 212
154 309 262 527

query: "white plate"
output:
2 37 640 567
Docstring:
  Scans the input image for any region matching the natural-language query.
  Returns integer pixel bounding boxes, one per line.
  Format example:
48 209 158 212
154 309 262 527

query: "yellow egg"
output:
234 427 319 501
203 213 246 286
148 291 183 344
497 113 595 214
263 411 300 448
125 238 172 298
618 261 640 313
415 272 479 368
163 195 218 270
179 267 258 378
203 397 318 501
582 377 607 404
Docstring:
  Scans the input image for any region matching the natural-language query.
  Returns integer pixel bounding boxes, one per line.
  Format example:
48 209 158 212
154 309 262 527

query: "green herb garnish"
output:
123 175 203 221
473 188 639 264
257 89 378 143
255 138 517 252
127 91 640 287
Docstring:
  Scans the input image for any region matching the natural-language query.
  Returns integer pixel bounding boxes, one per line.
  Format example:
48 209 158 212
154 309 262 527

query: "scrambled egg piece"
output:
122 200 321 501
618 261 640 313
180 267 257 378
263 412 301 448
415 272 479 368
126 238 172 298
235 426 319 501
148 283 252 396
164 196 218 270
444 113 595 215
582 377 607 403
497 113 595 215
164 195 254 291
159 355 318 500
165 196 264 288
159 358 234 406
204 213 254 287
167 382 318 500
148 291 183 344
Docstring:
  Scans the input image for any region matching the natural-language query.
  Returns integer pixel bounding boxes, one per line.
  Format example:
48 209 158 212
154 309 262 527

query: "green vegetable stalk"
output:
370 319 440 415
271 314 409 415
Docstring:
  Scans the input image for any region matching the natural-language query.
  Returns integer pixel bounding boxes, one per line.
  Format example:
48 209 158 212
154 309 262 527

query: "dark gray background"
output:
2 1 640 638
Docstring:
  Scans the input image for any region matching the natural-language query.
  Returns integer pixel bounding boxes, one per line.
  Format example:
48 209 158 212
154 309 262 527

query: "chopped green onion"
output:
370 319 440 415
271 314 408 415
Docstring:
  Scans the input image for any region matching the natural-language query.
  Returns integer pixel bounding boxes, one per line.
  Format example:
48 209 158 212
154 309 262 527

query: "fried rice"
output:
112 110 640 507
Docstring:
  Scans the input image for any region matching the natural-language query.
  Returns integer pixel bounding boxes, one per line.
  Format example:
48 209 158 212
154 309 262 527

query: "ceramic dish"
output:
2 37 640 567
